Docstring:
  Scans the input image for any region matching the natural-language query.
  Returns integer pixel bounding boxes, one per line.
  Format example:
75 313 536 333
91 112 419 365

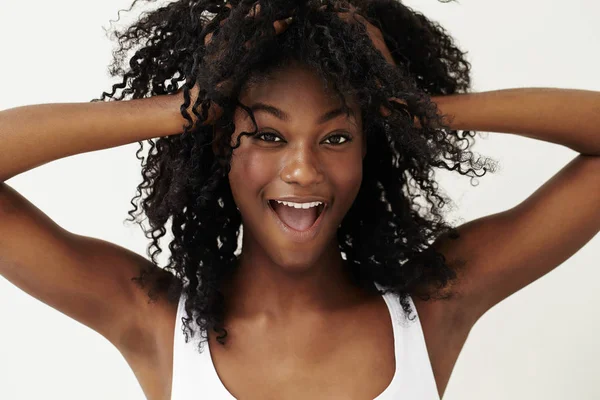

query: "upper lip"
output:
269 196 329 204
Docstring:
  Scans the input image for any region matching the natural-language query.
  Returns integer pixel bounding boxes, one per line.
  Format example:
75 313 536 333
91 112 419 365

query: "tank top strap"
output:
373 281 418 327
374 282 439 399
171 288 235 399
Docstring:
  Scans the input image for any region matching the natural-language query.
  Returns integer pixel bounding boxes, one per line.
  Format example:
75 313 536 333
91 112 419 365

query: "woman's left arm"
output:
432 88 600 156
360 6 600 331
429 87 600 329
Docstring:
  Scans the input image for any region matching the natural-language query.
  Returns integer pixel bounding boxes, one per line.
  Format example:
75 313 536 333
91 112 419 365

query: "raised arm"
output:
0 89 199 352
430 88 600 328
0 88 200 183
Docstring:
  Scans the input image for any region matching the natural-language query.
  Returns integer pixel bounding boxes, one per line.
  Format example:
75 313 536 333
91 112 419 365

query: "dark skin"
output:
200 63 465 399
222 63 368 321
118 7 600 397
2 2 598 400
176 6 436 398
205 2 378 320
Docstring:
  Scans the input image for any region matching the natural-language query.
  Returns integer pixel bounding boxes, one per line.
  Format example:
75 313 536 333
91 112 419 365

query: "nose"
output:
280 146 324 187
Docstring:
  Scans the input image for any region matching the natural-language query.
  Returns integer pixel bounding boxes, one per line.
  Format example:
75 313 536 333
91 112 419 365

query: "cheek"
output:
324 152 364 204
228 146 277 205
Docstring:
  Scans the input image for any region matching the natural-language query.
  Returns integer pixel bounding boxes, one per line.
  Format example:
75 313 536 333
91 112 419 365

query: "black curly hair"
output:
92 0 498 352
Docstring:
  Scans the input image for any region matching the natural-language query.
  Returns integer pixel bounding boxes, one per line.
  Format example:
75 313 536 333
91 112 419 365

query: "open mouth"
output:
268 200 326 232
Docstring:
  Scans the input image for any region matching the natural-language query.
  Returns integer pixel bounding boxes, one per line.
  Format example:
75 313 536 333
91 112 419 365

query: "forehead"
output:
238 64 362 125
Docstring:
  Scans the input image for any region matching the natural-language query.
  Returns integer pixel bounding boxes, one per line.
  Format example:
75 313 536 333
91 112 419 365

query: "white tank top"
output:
170 282 440 399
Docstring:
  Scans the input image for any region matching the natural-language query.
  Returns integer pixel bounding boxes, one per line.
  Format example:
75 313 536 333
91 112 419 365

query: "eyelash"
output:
256 131 353 145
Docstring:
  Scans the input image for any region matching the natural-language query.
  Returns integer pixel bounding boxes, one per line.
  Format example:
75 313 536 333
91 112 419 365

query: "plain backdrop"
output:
1 0 599 398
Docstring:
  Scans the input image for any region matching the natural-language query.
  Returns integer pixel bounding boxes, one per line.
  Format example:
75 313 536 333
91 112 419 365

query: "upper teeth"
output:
275 200 323 209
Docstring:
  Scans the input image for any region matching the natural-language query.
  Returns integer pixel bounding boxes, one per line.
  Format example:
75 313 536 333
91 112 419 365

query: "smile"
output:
267 199 328 242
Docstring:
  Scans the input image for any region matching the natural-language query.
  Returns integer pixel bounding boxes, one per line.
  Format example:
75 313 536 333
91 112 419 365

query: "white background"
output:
1 0 599 398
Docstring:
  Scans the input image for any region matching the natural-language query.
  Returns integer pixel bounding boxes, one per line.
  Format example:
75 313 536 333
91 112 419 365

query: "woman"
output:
0 0 598 399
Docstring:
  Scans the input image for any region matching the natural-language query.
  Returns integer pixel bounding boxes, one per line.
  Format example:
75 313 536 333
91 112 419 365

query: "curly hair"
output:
92 0 498 352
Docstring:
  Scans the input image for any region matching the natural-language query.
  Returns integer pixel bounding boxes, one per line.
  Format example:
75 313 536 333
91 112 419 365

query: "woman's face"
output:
226 63 365 270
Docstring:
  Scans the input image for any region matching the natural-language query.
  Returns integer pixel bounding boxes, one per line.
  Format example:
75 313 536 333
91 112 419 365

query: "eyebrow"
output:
249 102 355 124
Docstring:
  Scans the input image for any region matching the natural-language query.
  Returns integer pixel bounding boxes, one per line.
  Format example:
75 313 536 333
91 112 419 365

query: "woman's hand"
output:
196 2 294 126
328 4 395 66
327 4 411 124
204 2 294 48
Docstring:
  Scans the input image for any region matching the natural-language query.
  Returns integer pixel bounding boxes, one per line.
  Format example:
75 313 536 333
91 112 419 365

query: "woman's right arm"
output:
0 91 198 183
0 91 200 358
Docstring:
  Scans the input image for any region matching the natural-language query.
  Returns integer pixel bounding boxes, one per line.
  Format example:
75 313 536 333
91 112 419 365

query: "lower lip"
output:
267 201 328 243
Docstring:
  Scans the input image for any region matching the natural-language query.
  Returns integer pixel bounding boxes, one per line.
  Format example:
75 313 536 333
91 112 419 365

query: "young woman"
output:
1 0 598 399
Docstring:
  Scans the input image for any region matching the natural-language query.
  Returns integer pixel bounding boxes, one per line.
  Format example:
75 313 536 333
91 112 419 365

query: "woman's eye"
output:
256 132 283 142
324 134 352 145
255 131 352 145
